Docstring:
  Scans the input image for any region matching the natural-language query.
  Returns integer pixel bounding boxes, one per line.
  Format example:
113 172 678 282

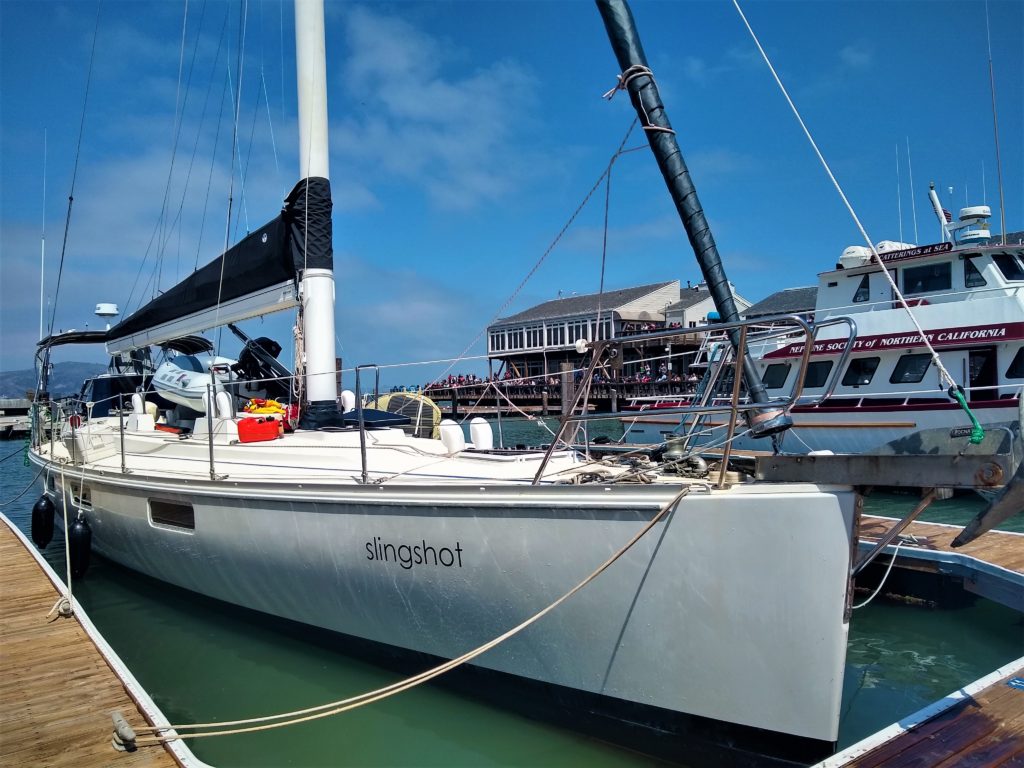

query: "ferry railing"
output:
530 314 857 486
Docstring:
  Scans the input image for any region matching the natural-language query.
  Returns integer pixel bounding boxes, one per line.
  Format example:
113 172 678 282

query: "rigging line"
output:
432 119 640 387
124 0 222 313
47 0 103 339
161 0 224 273
134 487 689 743
216 0 249 355
233 77 264 241
261 69 283 198
0 466 44 507
166 0 210 286
581 154 619 449
196 49 232 272
157 0 190 294
732 0 958 392
984 0 1007 245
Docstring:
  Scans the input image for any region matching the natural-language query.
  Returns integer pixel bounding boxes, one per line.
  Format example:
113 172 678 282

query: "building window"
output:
853 274 870 302
842 357 880 386
761 363 792 390
1006 348 1024 379
902 262 951 295
889 353 932 384
803 360 834 389
964 258 987 288
567 320 589 343
546 324 565 347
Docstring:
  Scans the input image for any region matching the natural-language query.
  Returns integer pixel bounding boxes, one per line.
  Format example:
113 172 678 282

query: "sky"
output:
2 0 1022 387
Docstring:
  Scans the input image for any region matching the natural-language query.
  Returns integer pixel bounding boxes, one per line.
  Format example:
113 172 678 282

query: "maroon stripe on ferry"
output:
792 396 1020 414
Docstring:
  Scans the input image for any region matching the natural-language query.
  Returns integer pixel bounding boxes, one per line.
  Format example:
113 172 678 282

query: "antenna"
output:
906 137 919 242
895 141 904 242
984 0 1007 244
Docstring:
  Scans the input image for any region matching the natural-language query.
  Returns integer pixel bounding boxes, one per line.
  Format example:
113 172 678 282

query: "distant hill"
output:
0 362 106 399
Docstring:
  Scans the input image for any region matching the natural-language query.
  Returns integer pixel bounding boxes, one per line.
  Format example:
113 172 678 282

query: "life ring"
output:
68 414 83 429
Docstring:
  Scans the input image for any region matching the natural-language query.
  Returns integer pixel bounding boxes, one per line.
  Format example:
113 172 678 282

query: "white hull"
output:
34 423 856 750
623 400 1022 454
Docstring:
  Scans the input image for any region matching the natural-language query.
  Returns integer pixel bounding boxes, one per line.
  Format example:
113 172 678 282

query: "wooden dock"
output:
859 515 1024 611
0 515 200 767
819 657 1024 767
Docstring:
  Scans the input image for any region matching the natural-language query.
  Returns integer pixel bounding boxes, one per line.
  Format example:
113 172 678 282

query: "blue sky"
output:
2 0 1021 387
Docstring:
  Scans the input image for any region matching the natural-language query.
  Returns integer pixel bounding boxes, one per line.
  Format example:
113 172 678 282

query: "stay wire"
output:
432 120 639 387
47 0 102 339
124 0 226 313
731 0 958 393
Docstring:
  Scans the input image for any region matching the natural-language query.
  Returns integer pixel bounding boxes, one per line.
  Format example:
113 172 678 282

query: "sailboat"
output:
30 1 860 763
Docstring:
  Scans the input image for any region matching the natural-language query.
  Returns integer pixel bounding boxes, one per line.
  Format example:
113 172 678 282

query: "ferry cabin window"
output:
852 275 871 302
803 360 834 389
902 263 951 295
841 357 880 386
761 363 792 389
889 353 932 384
993 253 1024 281
1007 348 1024 379
964 258 987 288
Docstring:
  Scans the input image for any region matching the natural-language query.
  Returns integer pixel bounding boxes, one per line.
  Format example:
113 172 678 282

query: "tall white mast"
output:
294 0 338 407
39 129 47 341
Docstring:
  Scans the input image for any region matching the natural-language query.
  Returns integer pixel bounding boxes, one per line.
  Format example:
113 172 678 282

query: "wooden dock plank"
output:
860 516 1024 575
840 670 1024 768
0 522 182 768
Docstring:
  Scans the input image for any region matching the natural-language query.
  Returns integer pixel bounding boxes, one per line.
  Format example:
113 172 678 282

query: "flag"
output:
942 208 953 223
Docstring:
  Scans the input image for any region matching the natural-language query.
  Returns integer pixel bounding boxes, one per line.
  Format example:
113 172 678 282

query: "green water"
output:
2 424 1021 767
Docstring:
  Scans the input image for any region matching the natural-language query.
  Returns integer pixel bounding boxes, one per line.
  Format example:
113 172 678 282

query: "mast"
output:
39 129 47 341
294 0 341 426
595 0 790 438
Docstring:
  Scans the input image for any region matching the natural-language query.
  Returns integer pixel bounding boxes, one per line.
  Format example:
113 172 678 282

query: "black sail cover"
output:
106 177 333 348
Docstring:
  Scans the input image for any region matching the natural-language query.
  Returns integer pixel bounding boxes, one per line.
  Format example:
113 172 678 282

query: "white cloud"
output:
331 6 543 212
839 44 873 71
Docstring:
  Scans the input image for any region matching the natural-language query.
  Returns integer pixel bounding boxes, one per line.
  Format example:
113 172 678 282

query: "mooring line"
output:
132 486 689 745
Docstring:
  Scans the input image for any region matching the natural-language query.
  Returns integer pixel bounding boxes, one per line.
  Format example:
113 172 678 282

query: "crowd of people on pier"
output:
412 363 702 397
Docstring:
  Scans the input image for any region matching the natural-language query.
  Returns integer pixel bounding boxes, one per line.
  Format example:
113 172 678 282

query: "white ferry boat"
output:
626 204 1024 454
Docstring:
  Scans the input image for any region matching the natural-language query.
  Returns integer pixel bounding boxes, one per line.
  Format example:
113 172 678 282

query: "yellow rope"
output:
133 486 689 745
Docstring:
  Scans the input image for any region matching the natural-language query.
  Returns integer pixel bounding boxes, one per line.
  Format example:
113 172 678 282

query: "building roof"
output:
494 281 676 326
666 286 712 312
743 286 818 319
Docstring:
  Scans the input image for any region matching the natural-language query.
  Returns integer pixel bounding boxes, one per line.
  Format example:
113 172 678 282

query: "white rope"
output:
852 541 904 610
133 487 689 744
47 462 74 620
602 65 676 135
731 0 958 392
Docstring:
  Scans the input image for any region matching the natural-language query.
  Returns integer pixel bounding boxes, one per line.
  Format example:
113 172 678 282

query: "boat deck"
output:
821 658 1024 767
0 515 196 768
859 515 1024 610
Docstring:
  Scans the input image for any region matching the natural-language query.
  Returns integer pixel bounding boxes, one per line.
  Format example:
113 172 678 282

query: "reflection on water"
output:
3 430 1022 767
